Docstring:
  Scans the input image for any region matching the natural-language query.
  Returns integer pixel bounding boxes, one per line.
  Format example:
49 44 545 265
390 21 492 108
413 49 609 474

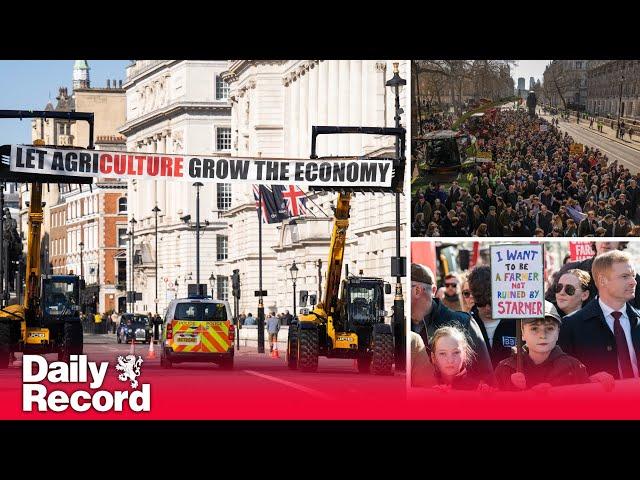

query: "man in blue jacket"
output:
411 263 495 385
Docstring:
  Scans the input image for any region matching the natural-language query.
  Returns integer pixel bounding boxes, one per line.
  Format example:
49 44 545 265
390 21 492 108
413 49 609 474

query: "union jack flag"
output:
277 185 308 217
253 185 307 223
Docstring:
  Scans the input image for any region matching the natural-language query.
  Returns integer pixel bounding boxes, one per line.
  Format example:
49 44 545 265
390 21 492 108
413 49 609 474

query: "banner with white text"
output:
7 145 394 188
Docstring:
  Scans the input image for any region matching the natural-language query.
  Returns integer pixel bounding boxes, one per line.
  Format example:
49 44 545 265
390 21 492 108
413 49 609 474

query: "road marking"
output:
243 370 334 401
552 120 639 172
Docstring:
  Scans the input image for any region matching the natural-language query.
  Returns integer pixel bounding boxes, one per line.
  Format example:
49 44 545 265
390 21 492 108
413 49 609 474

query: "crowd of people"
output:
410 242 639 392
412 110 640 237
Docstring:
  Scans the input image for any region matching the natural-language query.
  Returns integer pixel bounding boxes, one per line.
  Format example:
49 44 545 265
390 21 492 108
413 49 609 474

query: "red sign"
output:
570 242 594 262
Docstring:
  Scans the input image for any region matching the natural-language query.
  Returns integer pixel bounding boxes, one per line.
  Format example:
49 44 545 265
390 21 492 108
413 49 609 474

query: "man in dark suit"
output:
559 249 640 379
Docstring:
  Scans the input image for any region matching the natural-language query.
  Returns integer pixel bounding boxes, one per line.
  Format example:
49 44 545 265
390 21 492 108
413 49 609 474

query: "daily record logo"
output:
22 355 150 412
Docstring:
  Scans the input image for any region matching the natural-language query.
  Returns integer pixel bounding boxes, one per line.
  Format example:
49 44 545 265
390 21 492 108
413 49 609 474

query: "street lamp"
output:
289 260 299 318
129 216 137 312
209 273 215 298
78 241 84 281
193 182 204 295
618 74 625 138
152 205 161 313
385 61 406 372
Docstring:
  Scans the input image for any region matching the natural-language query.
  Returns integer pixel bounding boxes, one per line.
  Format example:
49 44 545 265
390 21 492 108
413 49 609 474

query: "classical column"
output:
375 61 387 128
317 61 328 156
299 64 309 157
349 60 362 154
308 62 318 158
158 130 168 215
338 60 350 155
327 61 339 155
290 74 300 158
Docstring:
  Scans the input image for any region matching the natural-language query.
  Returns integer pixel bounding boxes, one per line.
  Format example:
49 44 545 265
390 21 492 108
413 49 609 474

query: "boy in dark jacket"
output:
495 301 615 392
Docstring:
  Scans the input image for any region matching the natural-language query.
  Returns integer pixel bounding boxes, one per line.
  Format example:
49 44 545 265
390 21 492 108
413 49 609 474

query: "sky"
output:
510 60 550 86
0 59 551 147
0 60 129 146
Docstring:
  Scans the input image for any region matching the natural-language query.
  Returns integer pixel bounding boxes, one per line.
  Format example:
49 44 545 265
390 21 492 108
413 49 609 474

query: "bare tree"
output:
544 61 580 110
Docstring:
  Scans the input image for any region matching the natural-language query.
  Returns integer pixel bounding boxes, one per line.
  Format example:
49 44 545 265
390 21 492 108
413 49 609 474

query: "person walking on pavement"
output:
266 312 280 357
111 310 119 334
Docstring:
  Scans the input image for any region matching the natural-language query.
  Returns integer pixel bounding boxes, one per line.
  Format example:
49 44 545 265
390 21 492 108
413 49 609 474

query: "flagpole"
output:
299 189 329 217
257 185 265 354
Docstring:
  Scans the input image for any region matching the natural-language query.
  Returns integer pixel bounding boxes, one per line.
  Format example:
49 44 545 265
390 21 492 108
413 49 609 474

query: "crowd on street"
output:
412 110 640 237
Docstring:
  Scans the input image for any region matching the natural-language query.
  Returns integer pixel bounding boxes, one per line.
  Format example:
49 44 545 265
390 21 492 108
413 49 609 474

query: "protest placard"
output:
491 244 545 319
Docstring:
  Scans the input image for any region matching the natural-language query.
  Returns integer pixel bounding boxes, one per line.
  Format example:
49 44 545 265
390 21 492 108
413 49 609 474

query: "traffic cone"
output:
130 338 135 355
146 338 156 360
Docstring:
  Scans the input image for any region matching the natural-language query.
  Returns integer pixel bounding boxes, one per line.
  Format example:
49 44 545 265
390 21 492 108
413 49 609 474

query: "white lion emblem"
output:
115 355 144 389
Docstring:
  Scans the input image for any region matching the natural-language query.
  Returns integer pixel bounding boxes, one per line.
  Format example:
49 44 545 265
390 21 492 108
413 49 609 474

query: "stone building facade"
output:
22 61 128 314
221 60 408 317
119 60 233 315
542 60 588 109
586 60 640 119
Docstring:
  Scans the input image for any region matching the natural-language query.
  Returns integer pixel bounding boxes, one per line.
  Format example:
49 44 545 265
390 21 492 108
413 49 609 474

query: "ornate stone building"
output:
119 60 233 314
586 60 640 119
542 60 588 109
221 60 408 317
24 60 128 314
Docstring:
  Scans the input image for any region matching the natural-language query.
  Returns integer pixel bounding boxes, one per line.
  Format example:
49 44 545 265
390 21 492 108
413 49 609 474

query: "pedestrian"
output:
111 310 119 334
629 127 634 141
244 312 256 325
266 312 280 356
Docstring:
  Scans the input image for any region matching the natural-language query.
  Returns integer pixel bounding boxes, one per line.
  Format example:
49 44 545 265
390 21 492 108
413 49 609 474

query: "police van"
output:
160 296 234 370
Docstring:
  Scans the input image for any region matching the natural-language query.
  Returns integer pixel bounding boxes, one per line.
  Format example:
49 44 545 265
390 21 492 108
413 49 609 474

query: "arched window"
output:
118 197 127 213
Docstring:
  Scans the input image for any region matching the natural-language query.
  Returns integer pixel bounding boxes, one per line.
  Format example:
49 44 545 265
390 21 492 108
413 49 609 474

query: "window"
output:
216 235 228 261
216 127 231 151
216 75 229 100
118 197 127 213
217 276 228 301
118 227 127 247
217 183 231 211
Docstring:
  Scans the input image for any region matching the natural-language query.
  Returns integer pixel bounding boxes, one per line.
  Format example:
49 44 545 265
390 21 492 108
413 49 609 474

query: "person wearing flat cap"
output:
411 263 495 385
495 301 615 392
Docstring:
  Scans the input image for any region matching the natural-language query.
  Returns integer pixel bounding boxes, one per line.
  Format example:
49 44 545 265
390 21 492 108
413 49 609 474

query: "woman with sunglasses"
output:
460 274 475 313
554 269 591 317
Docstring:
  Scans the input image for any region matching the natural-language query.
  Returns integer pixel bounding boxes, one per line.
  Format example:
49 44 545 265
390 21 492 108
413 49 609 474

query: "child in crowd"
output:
429 325 490 391
495 301 615 392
